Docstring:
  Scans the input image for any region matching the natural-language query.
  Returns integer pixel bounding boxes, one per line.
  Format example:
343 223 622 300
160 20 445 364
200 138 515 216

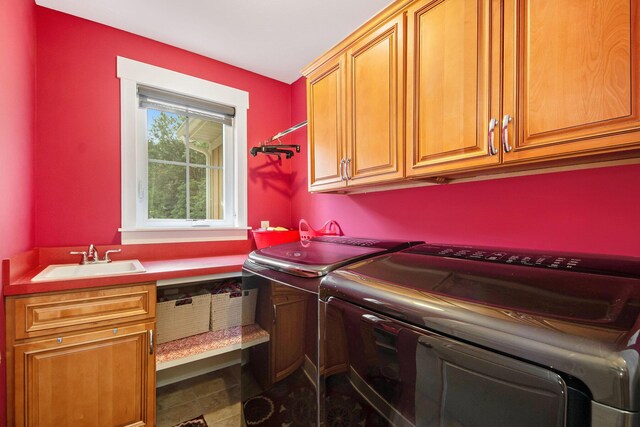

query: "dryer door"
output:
322 296 569 427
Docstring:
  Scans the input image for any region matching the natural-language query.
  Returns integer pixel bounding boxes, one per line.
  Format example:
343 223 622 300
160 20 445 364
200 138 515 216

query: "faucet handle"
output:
104 249 122 263
87 244 98 262
70 251 88 265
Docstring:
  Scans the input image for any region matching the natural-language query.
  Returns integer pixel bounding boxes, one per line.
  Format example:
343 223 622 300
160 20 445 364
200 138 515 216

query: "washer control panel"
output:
409 244 640 278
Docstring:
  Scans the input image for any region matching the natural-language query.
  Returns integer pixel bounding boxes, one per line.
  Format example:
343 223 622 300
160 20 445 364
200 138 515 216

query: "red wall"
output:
0 0 36 422
0 0 36 270
289 78 640 257
1 5 638 425
35 7 294 247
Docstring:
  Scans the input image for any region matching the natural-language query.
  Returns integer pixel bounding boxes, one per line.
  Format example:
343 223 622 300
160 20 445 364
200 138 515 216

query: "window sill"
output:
119 227 250 245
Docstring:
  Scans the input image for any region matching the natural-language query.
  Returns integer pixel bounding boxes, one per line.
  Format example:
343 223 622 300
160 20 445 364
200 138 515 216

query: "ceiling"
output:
35 0 394 84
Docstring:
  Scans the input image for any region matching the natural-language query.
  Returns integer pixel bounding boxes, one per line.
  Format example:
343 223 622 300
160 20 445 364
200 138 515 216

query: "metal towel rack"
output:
250 121 307 159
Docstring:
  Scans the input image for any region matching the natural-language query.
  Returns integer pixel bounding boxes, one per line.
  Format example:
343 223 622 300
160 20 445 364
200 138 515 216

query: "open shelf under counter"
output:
156 324 269 371
156 270 242 288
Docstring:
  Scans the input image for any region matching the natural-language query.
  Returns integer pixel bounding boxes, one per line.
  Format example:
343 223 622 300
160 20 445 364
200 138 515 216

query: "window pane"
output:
187 117 224 166
147 110 187 163
189 166 224 220
148 162 186 219
189 166 207 220
190 148 207 165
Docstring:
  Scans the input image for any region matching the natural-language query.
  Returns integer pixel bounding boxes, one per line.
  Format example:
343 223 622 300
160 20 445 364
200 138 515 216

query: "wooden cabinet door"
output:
406 0 498 177
502 0 640 163
307 56 346 191
271 293 308 383
345 14 405 186
13 323 155 427
322 301 349 377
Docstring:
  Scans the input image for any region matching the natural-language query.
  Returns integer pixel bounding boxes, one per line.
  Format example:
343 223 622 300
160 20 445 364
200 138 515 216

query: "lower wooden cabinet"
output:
271 291 309 383
321 301 349 377
6 284 157 427
251 283 314 388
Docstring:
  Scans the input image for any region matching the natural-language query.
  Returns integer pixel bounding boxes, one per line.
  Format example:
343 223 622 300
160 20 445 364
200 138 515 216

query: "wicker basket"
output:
156 292 211 344
210 288 258 331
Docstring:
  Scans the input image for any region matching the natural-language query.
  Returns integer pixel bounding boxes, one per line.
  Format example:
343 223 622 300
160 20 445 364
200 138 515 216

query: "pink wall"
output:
0 0 36 422
289 78 640 257
0 1 36 268
35 7 293 247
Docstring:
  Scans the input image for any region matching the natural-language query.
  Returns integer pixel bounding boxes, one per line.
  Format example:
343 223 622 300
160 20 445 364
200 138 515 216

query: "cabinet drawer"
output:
11 284 156 340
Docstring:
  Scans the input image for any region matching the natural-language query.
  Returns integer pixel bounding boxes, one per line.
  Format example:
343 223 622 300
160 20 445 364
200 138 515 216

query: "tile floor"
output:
241 366 264 402
156 365 244 427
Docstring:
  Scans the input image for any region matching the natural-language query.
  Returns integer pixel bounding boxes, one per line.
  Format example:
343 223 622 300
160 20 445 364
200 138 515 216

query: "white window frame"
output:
117 57 249 244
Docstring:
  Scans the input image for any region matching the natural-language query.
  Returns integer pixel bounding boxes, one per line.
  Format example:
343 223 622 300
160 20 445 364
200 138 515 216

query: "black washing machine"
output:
241 236 422 426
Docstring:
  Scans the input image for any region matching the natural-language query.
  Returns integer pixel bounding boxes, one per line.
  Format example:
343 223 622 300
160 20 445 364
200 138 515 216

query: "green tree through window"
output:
147 111 222 220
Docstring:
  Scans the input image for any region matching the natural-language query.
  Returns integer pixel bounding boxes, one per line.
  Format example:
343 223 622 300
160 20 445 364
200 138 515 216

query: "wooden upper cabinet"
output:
305 0 640 187
406 0 497 176
305 8 406 191
345 14 405 186
502 0 640 163
307 57 346 191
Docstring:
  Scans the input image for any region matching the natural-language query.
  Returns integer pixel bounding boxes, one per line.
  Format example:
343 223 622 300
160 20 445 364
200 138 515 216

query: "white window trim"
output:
117 56 249 244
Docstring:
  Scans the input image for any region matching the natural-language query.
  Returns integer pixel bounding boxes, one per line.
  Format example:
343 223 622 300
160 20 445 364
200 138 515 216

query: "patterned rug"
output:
323 374 390 427
172 415 208 427
243 369 317 426
243 370 389 426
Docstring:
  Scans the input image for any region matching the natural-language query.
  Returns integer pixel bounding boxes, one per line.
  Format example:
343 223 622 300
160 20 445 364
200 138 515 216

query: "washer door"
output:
415 334 566 427
322 297 567 427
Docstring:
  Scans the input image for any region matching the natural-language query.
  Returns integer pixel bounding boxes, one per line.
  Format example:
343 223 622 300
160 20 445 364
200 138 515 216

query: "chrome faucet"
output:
70 245 122 265
87 244 99 263
103 248 122 262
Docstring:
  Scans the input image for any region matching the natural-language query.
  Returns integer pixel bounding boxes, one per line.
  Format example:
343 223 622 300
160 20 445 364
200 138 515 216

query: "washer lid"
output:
247 236 419 277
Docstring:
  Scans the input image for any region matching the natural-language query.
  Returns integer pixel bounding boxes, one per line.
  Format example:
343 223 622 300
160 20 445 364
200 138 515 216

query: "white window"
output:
117 57 249 244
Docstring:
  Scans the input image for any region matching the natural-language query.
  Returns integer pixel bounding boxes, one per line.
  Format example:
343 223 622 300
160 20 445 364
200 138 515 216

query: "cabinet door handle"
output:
149 329 154 355
339 159 346 181
272 304 277 323
502 114 513 153
488 118 498 156
345 158 352 180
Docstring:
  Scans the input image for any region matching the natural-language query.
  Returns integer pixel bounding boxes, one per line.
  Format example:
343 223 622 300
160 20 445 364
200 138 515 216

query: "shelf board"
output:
156 323 269 371
156 271 242 287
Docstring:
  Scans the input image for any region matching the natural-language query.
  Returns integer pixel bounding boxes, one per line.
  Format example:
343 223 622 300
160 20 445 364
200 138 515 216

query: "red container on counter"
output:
252 229 300 249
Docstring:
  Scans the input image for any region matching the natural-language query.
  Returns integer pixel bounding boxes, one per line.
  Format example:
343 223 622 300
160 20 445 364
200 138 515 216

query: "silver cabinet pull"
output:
502 114 513 153
339 158 346 181
345 158 352 180
272 304 277 323
488 118 498 156
149 330 154 355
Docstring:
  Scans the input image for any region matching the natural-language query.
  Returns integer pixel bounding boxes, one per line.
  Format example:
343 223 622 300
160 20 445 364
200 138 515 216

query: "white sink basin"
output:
32 260 146 282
